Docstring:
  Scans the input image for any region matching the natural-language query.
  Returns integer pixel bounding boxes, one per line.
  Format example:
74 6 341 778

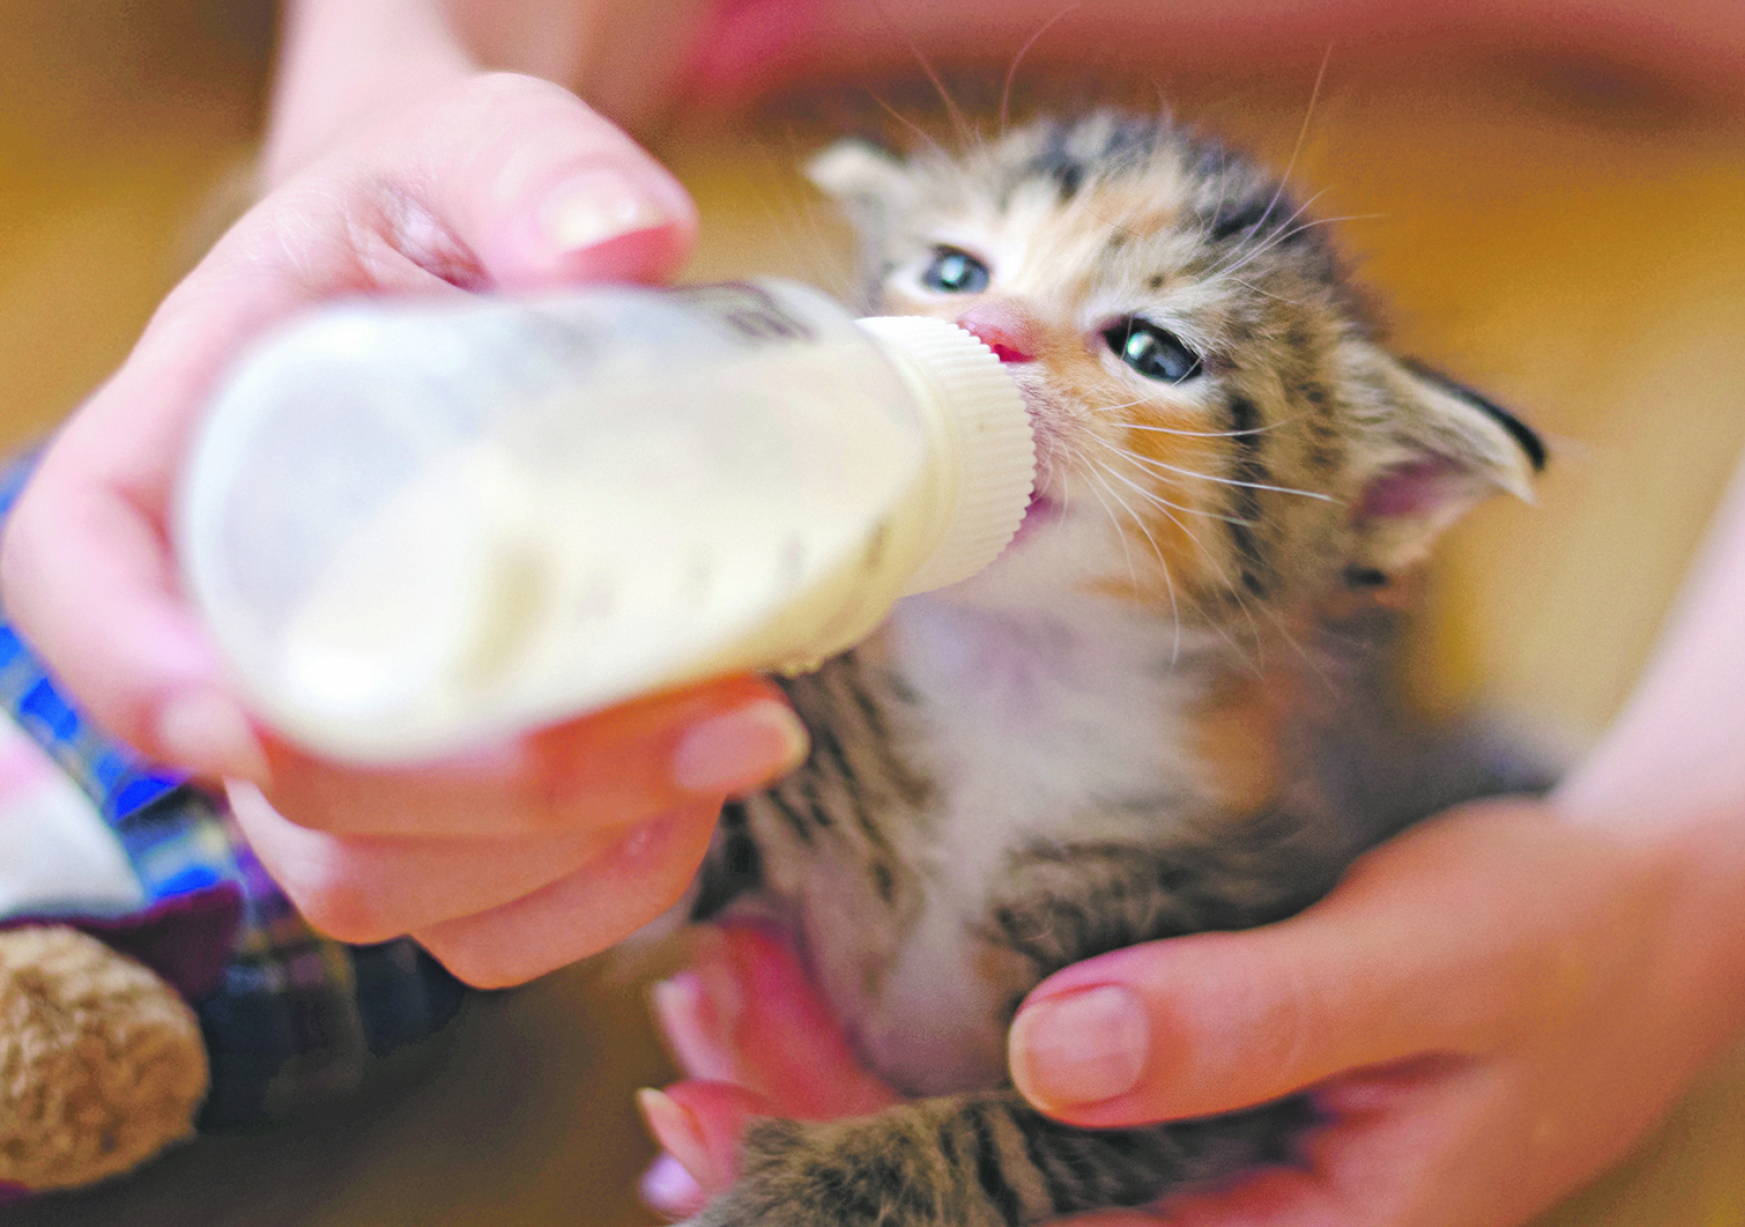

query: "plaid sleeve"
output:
0 452 470 1128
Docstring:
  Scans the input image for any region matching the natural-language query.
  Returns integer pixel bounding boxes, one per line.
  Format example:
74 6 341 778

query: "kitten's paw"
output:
677 1093 1318 1227
686 1112 998 1227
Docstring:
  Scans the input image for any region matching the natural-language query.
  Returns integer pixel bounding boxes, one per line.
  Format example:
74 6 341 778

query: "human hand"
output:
0 70 810 987
997 797 1741 1227
637 924 902 1218
636 802 1740 1226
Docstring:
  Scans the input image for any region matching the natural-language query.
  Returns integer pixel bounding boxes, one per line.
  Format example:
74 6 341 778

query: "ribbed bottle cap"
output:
855 316 1035 593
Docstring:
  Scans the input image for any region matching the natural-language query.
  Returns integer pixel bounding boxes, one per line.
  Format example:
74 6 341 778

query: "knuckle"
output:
415 927 549 990
1237 936 1332 1088
458 70 593 124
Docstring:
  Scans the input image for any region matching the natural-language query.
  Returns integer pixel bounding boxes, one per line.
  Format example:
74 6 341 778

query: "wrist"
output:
1655 804 1745 1048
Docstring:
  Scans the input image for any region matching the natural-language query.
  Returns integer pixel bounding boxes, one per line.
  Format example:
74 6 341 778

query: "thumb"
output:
1006 804 1616 1127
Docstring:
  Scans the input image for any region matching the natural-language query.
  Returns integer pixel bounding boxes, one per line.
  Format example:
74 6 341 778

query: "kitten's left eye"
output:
1104 319 1203 383
920 248 991 294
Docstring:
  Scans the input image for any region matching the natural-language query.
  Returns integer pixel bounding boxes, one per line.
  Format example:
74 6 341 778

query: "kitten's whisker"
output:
1105 416 1299 441
1089 450 1276 667
1000 6 1082 139
1093 462 1241 585
1191 166 1232 250
865 89 950 162
1244 210 1385 258
1209 207 1386 287
1262 44 1334 235
868 0 976 149
1085 456 1253 664
1084 439 1264 526
1202 188 1329 282
1079 465 1142 593
1207 187 1330 277
1201 52 1330 286
1082 461 1189 659
1249 589 1322 681
1094 435 1333 502
1084 465 1172 580
1229 276 1310 308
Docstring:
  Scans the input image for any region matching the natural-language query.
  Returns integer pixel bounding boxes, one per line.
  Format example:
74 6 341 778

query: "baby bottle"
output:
177 279 1034 762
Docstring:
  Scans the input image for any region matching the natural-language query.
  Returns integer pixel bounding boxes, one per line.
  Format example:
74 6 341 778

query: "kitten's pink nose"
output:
955 304 1039 364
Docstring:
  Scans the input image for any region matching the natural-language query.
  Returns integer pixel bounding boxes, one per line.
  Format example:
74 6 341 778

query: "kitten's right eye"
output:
920 248 991 294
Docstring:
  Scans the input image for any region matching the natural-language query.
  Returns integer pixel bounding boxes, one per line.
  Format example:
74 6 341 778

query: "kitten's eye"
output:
1104 319 1203 383
920 248 991 294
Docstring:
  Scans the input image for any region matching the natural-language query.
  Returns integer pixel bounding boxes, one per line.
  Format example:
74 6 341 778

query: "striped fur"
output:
681 112 1551 1225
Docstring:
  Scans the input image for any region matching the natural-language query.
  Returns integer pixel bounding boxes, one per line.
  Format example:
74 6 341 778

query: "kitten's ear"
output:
1345 350 1547 575
807 139 916 223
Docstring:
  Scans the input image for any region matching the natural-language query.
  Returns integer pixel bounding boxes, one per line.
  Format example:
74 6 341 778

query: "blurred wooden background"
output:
1 2 1741 1224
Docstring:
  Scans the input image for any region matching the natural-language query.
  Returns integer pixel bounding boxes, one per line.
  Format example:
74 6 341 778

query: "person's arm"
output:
1560 456 1745 828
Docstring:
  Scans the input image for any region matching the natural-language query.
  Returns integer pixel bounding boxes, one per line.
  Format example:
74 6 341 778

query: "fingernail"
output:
155 687 270 785
672 699 808 797
1009 985 1149 1109
651 972 703 1043
540 167 682 252
637 1088 718 1186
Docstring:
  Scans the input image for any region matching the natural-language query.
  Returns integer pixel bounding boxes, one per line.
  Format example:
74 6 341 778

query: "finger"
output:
410 799 721 986
651 969 740 1085
261 675 806 838
700 925 901 1116
651 926 899 1115
403 72 696 290
637 1081 776 1197
1007 804 1605 1126
225 780 618 943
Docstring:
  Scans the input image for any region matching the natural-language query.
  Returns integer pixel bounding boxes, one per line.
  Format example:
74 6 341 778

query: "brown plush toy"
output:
0 926 209 1193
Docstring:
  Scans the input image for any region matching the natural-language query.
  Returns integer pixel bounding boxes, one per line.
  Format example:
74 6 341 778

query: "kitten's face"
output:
814 113 1543 626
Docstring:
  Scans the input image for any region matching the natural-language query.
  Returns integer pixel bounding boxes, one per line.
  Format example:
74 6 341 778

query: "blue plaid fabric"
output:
0 454 469 1128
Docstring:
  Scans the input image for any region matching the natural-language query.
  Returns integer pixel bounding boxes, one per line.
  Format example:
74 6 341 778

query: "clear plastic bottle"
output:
177 279 1034 762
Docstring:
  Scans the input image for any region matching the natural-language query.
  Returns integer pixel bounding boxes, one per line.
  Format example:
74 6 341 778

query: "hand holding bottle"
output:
0 69 818 987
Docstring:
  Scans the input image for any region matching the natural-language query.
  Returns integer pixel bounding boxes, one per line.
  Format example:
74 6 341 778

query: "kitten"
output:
679 110 1549 1226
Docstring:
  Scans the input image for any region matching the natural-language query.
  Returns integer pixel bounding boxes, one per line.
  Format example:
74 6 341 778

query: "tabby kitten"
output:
680 110 1548 1226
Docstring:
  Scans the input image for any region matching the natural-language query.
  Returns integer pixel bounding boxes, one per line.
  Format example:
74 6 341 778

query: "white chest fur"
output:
827 591 1214 1094
890 594 1208 868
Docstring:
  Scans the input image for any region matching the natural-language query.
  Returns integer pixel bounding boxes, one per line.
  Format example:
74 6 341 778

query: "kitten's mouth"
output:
1011 491 1061 546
